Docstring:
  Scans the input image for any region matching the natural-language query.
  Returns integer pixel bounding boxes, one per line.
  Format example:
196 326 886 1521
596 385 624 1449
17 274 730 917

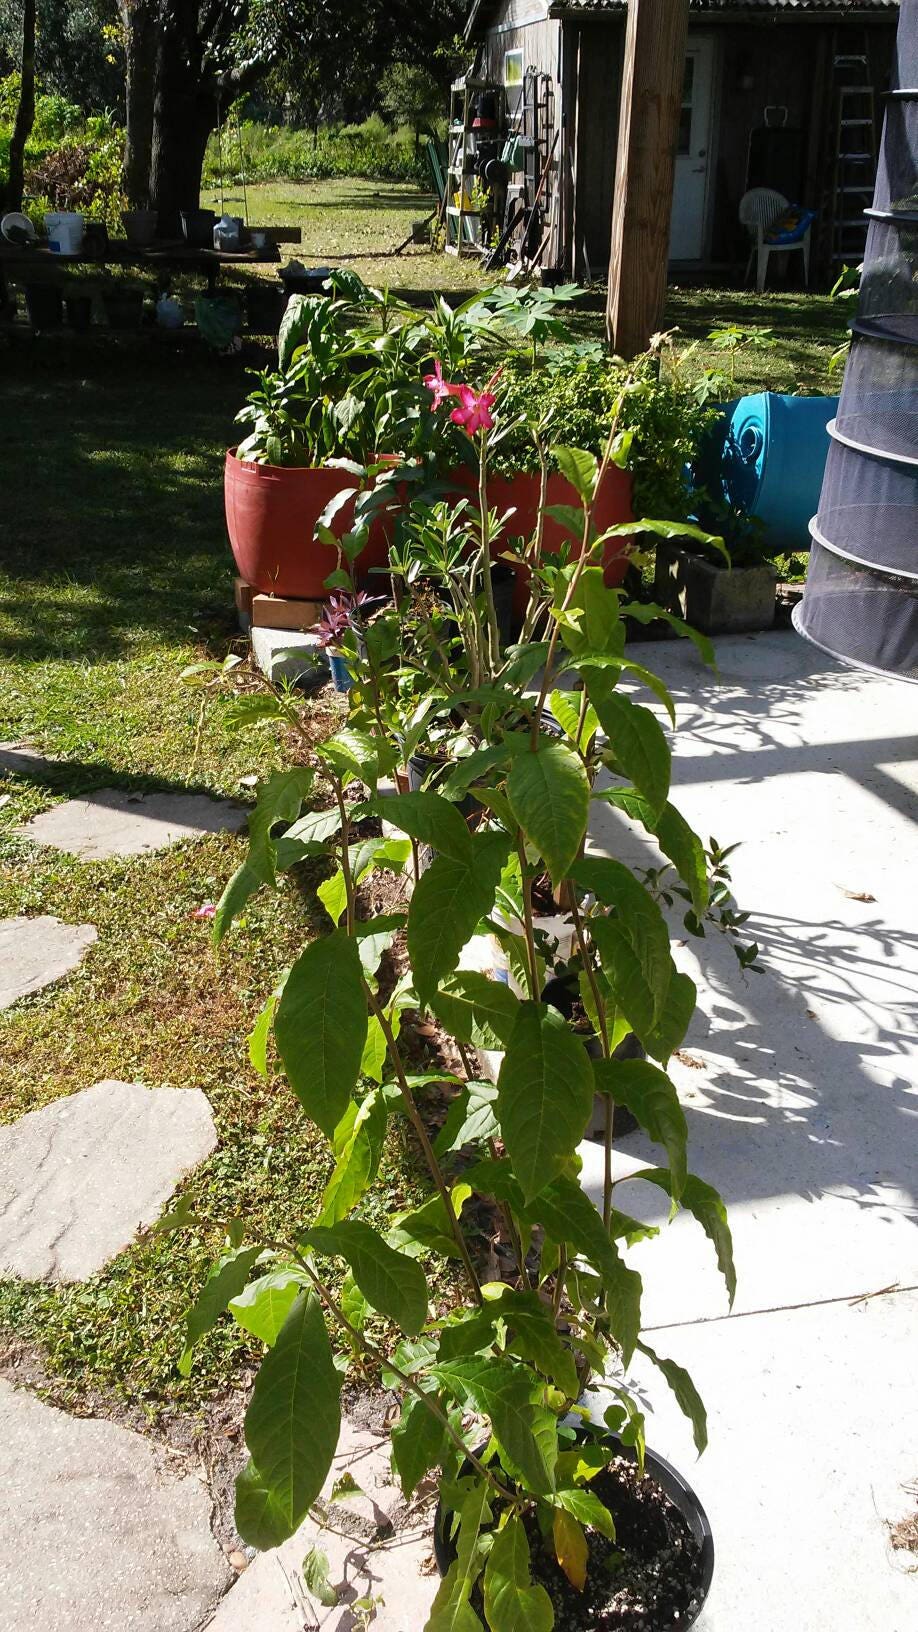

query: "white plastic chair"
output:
740 187 811 292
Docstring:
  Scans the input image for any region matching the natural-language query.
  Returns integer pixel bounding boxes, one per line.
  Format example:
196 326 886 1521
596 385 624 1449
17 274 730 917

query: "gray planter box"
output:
655 539 777 635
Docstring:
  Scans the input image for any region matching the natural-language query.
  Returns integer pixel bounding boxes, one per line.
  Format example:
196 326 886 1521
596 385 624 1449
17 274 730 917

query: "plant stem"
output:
289 1248 514 1502
332 780 355 935
477 428 501 674
516 838 540 1002
366 987 483 1307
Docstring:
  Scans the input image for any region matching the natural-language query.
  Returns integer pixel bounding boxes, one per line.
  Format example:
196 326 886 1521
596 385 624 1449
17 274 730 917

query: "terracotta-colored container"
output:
224 452 397 596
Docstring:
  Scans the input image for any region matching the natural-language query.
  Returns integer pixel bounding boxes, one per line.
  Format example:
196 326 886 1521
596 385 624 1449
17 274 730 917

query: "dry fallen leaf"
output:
839 887 876 903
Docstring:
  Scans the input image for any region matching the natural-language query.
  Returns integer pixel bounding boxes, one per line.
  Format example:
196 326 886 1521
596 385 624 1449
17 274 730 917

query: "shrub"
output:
0 72 124 231
203 116 431 191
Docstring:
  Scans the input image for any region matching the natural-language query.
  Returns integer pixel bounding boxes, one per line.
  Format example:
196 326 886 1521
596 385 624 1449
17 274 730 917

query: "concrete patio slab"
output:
206 1419 436 1632
0 1379 232 1632
0 915 97 1009
0 1079 217 1282
0 741 58 777
579 629 918 1328
18 788 248 860
613 1289 918 1632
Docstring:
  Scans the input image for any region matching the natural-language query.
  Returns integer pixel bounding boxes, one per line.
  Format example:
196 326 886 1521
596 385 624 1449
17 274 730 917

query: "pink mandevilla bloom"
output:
450 385 496 435
423 359 457 409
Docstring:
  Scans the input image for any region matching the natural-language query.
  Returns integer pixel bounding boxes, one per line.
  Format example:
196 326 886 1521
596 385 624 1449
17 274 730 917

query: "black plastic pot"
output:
23 283 63 330
102 286 145 330
180 208 215 249
434 1429 715 1631
244 280 286 333
65 294 93 332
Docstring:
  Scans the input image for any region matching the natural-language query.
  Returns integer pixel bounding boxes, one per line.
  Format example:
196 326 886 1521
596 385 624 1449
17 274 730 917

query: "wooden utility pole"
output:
606 0 690 357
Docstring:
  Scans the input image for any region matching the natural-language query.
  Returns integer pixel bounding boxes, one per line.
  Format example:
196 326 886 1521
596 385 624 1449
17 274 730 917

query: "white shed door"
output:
669 39 716 262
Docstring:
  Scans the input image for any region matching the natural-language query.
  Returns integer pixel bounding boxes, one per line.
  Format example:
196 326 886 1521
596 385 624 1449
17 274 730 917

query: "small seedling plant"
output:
178 373 738 1631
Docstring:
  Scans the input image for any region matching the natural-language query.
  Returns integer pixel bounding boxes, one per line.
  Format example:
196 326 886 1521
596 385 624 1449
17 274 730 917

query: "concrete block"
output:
655 540 777 634
250 626 328 688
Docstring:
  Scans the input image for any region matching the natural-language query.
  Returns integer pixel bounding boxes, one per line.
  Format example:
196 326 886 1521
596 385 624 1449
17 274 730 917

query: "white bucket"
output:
44 212 85 255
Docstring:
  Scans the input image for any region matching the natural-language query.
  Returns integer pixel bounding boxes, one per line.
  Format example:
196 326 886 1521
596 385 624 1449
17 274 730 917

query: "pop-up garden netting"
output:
795 0 918 679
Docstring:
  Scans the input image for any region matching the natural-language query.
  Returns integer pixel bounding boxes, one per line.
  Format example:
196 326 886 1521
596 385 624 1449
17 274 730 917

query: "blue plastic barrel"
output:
703 393 839 551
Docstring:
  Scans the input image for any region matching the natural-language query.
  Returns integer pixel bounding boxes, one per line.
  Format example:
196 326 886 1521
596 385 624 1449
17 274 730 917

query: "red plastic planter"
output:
224 451 397 597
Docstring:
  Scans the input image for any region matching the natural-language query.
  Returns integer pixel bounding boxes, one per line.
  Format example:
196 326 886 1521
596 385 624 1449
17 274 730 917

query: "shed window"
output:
505 50 523 88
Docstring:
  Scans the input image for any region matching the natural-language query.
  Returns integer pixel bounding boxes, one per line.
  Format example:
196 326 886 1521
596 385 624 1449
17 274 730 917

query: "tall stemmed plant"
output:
179 372 736 1632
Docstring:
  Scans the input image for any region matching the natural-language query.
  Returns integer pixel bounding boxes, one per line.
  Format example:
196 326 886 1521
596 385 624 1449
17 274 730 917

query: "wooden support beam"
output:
606 0 690 358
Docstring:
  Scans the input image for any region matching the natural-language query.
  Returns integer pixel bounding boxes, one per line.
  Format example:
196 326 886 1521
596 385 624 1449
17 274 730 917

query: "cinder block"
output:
250 627 328 688
250 594 324 632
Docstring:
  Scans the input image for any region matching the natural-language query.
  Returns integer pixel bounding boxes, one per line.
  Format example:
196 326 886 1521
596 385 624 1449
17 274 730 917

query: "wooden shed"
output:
466 0 900 281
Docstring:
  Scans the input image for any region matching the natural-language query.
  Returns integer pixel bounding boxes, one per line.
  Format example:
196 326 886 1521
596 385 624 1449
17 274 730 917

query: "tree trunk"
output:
149 3 216 235
605 0 690 358
5 0 37 213
120 1 161 208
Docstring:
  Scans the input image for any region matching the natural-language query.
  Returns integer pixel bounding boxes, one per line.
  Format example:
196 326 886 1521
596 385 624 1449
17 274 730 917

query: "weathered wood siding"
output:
477 0 561 85
569 18 625 275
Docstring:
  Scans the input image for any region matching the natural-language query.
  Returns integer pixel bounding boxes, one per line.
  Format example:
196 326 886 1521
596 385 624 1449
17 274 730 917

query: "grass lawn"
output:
201 175 485 292
0 217 841 1421
0 343 434 1418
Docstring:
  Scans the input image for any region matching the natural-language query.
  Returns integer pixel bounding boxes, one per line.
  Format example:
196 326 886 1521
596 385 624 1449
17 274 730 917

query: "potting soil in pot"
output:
523 1457 705 1630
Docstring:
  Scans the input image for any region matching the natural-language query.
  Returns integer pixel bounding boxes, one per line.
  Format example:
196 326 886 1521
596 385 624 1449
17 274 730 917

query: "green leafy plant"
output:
180 358 741 1628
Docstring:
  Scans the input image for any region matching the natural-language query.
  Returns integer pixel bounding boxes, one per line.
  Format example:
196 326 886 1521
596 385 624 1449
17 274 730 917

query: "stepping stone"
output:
0 915 98 1010
0 1079 217 1282
0 1379 231 1632
19 788 248 860
0 741 58 777
209 1419 436 1632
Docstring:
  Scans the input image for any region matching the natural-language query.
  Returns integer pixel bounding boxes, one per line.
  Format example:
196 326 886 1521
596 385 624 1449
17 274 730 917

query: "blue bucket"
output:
700 393 839 551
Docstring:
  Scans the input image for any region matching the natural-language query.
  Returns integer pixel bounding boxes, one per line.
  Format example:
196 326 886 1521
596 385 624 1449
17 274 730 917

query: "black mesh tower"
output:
795 0 918 681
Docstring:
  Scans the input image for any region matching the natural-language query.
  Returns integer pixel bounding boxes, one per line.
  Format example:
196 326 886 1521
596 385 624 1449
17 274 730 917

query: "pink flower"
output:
423 359 458 409
192 903 217 920
450 385 496 435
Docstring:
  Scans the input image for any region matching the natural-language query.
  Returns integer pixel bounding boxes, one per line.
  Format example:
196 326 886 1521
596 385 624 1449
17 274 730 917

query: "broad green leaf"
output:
642 969 697 1064
391 1387 448 1498
319 728 385 790
234 1459 294 1552
627 1169 736 1306
303 1220 429 1335
433 1081 500 1156
350 836 412 881
248 975 287 1078
426 1477 491 1632
374 791 474 862
180 1245 263 1372
435 1305 500 1363
558 566 624 662
507 738 589 886
432 1357 558 1494
317 868 348 926
275 929 368 1139
551 1485 616 1541
408 833 510 1005
548 688 600 752
284 804 343 845
248 769 315 886
354 913 406 978
495 1289 579 1398
497 1003 594 1202
528 1175 643 1364
592 691 670 815
238 1292 341 1547
443 744 512 797
390 1183 473 1260
637 1339 708 1454
621 600 717 670
553 445 598 502
360 1013 388 1083
554 1442 616 1485
552 1507 588 1590
484 1515 553 1632
593 1058 688 1202
430 972 521 1052
597 788 708 915
213 859 262 946
228 1269 306 1347
575 859 672 1042
318 1090 388 1225
302 1545 338 1607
